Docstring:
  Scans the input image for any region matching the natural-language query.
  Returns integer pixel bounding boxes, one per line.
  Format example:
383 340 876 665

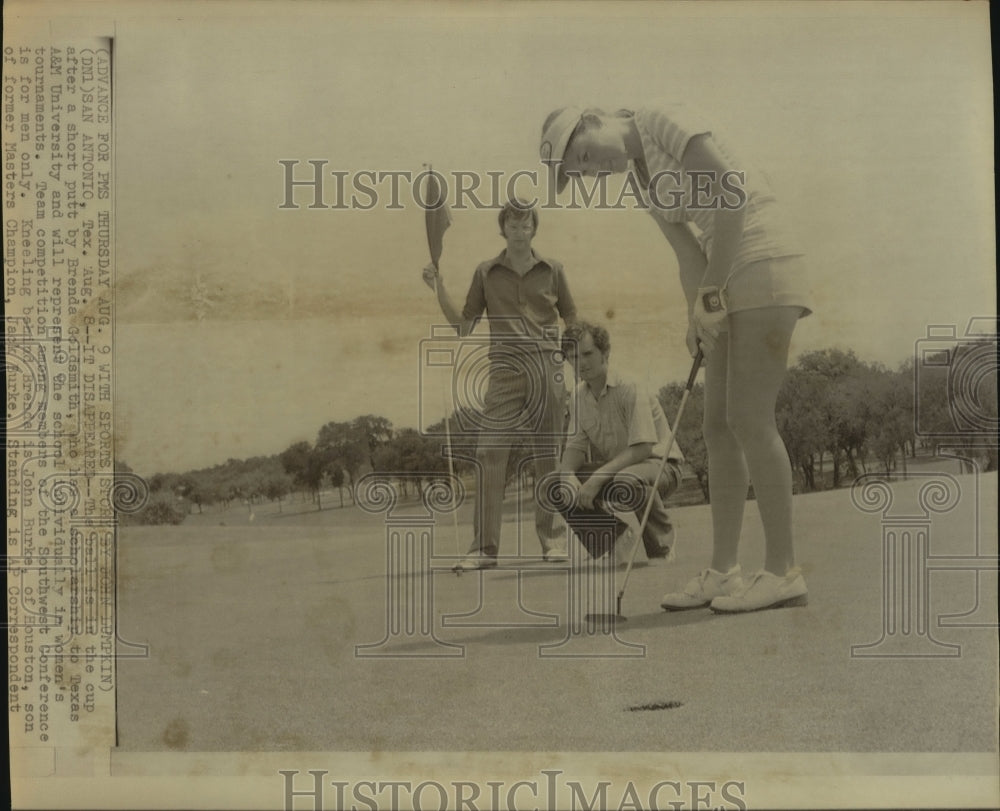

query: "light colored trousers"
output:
468 354 565 558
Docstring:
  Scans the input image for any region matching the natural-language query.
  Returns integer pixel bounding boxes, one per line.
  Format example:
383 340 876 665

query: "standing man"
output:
422 198 577 570
558 320 682 562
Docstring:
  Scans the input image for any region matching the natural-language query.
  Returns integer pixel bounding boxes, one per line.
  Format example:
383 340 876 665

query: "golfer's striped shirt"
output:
565 369 685 464
632 104 803 278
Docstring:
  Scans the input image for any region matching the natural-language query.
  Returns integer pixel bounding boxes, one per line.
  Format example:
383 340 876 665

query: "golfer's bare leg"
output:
726 306 800 576
702 330 747 572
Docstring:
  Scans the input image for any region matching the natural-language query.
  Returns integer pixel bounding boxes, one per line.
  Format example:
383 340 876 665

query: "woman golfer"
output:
539 105 811 612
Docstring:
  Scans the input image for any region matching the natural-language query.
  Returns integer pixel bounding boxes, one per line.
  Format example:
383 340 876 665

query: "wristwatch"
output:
700 287 726 314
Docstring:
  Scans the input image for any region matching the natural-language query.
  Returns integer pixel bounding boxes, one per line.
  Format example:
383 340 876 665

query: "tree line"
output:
120 341 996 523
660 342 997 501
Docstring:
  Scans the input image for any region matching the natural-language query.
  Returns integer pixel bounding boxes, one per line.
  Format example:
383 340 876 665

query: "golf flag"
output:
424 166 451 269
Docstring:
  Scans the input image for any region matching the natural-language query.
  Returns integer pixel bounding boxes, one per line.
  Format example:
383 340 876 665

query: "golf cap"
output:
539 107 583 194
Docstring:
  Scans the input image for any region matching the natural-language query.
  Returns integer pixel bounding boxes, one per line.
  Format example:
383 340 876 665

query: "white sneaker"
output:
613 528 639 567
452 555 498 572
710 569 808 613
660 565 743 611
646 526 677 563
544 547 570 564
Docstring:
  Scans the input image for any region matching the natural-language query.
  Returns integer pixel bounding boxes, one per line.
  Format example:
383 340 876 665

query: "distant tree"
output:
280 441 310 484
897 357 920 459
424 412 477 478
328 465 347 508
280 440 328 510
776 368 831 491
175 474 211 514
373 427 449 498
119 492 187 526
148 471 181 495
796 349 870 486
316 421 367 495
262 469 293 512
351 415 394 468
866 366 915 477
914 350 952 450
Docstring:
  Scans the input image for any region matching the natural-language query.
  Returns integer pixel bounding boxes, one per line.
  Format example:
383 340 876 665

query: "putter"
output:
584 349 703 624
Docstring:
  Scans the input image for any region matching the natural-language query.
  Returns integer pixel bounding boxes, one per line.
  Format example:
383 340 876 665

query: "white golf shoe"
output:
710 569 808 613
452 555 498 572
660 565 743 611
544 544 570 564
613 528 639 568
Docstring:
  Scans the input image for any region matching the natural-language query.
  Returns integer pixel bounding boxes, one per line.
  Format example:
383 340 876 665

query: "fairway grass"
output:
116 471 998 753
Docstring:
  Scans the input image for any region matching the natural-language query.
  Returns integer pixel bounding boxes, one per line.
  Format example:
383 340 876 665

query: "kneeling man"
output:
558 320 683 562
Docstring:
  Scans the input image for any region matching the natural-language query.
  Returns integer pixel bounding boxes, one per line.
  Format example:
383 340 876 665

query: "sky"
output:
95 1 994 476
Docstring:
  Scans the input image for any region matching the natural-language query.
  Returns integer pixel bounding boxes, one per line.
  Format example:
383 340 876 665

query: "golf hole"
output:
627 701 683 712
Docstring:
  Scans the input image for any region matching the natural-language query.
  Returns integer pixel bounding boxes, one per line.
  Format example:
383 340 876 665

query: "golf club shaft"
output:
616 349 703 605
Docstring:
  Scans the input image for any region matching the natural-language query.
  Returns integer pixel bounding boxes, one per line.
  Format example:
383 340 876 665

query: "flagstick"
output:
432 272 462 558
426 161 461 557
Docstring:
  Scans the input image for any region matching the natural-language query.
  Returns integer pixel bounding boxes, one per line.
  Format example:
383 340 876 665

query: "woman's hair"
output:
498 197 539 237
561 320 611 360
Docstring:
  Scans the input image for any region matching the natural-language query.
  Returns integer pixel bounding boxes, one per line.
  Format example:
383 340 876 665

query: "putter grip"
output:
686 349 704 390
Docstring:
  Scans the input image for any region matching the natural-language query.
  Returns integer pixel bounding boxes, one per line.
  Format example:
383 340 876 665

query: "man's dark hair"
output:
498 197 539 237
562 320 611 360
